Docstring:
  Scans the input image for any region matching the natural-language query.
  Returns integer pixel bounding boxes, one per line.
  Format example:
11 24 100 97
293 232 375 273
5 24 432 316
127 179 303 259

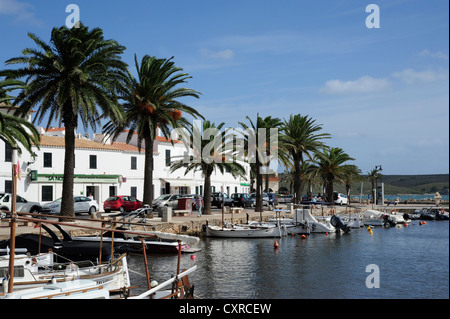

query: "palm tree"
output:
281 114 330 204
2 24 128 218
170 120 246 215
311 147 355 205
239 115 281 213
259 116 283 193
341 164 363 209
103 54 202 205
0 78 40 155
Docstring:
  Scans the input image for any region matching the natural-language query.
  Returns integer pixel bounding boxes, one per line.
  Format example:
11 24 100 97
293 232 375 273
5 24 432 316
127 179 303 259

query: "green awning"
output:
34 174 121 184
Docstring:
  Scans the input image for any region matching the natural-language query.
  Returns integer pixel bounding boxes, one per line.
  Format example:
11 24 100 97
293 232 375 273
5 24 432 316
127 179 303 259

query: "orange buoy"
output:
301 234 306 239
403 222 408 227
274 240 279 249
325 232 328 236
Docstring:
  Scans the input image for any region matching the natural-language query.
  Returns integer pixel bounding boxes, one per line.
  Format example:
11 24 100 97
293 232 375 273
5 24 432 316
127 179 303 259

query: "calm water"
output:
128 220 449 299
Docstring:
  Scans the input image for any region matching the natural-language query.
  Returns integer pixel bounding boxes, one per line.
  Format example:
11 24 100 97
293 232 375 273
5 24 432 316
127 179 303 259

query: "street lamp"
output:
374 165 383 206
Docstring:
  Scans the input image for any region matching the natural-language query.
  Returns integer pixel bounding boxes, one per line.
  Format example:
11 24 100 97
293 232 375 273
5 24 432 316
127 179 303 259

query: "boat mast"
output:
7 148 19 293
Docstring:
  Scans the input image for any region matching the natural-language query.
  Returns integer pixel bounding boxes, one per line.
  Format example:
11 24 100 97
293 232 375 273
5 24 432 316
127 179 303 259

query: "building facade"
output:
0 126 251 209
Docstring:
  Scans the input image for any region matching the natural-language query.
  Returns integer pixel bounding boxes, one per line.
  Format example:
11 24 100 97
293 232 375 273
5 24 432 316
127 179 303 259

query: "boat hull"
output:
206 225 281 238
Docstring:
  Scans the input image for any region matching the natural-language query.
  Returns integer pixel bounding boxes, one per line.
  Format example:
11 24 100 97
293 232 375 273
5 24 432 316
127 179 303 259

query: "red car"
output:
103 195 143 213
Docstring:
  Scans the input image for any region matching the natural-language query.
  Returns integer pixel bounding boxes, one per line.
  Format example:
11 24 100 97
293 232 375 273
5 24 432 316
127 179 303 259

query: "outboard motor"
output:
330 215 350 233
381 214 396 227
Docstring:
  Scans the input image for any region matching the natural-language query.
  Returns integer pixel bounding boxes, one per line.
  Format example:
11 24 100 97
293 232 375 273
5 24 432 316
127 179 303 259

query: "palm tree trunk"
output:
203 170 212 215
255 155 263 213
60 110 76 219
293 158 301 204
326 175 334 206
143 136 154 205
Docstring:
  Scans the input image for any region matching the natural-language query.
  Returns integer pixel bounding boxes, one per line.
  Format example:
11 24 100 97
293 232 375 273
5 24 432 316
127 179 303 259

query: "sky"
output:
0 0 448 175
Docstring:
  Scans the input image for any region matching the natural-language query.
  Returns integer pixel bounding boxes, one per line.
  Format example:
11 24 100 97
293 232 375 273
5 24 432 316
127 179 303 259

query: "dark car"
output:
231 193 254 207
103 195 143 213
210 192 234 208
249 193 269 207
266 193 278 206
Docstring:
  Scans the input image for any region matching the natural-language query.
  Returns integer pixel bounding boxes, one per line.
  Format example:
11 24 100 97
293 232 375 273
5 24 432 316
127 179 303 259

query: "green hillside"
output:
279 173 449 195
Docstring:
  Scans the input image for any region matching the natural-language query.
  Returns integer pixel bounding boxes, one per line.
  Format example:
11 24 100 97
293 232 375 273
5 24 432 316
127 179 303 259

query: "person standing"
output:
195 195 204 217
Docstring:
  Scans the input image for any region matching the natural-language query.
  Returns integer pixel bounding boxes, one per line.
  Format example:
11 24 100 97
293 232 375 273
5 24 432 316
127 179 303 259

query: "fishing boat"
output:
0 250 130 292
72 228 200 255
0 223 112 262
269 208 335 234
2 151 196 299
206 222 282 238
361 210 396 227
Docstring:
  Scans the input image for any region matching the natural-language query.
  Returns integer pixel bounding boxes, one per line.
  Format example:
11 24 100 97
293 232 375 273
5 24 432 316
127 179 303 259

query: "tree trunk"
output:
326 175 334 207
255 154 263 213
143 136 154 206
293 157 301 204
60 109 76 220
203 169 212 215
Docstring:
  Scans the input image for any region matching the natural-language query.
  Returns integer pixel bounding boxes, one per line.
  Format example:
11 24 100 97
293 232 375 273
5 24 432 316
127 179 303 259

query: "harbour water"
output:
128 220 449 299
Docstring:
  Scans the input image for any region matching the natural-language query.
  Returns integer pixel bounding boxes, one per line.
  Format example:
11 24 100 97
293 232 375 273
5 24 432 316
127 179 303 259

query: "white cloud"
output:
392 68 448 84
200 48 235 60
320 76 391 95
0 0 40 25
417 49 449 60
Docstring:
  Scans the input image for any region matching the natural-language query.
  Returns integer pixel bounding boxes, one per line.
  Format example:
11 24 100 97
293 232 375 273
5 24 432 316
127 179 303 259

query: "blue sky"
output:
1 0 448 175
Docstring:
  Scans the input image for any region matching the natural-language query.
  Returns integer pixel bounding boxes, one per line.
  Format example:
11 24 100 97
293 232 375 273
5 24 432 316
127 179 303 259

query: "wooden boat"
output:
0 251 130 292
206 223 282 238
2 153 195 299
72 229 200 254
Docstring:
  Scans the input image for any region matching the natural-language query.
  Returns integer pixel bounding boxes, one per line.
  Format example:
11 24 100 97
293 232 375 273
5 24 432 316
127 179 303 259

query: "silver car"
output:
41 196 99 215
0 193 42 218
152 194 181 209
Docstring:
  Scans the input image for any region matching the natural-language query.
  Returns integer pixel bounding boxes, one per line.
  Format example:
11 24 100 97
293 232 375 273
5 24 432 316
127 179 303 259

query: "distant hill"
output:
278 173 449 195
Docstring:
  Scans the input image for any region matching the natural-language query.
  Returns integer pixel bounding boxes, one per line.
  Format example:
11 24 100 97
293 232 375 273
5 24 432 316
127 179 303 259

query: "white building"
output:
0 126 251 209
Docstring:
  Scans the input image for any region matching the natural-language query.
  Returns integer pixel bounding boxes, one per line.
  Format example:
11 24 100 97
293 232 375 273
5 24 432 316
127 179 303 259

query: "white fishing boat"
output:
269 208 335 233
0 250 130 292
361 210 396 227
206 223 282 238
1 279 111 299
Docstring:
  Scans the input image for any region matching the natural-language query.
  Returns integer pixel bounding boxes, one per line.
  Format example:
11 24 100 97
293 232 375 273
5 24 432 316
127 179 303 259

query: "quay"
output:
0 202 447 241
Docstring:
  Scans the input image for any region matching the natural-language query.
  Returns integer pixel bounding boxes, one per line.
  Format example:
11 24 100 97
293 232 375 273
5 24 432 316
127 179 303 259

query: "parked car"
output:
249 193 269 207
103 195 143 213
334 192 348 205
41 196 99 215
0 193 42 218
278 194 293 203
266 193 278 206
231 193 254 207
152 194 181 209
210 192 234 208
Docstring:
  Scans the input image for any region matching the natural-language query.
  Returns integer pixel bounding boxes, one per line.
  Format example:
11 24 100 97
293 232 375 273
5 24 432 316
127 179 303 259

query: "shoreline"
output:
0 202 447 240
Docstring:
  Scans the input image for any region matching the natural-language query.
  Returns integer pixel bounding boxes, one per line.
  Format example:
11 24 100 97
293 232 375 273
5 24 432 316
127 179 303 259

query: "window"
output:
131 156 137 170
4 144 12 162
4 180 12 194
43 153 52 168
89 155 97 169
165 149 171 166
109 186 116 197
42 186 53 202
130 186 137 198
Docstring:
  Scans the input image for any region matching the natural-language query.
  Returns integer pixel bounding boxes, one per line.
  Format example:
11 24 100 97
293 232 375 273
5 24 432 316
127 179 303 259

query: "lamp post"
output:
374 165 383 207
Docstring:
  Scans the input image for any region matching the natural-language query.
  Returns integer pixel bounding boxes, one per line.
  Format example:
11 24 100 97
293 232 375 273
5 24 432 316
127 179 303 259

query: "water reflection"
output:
128 221 449 299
